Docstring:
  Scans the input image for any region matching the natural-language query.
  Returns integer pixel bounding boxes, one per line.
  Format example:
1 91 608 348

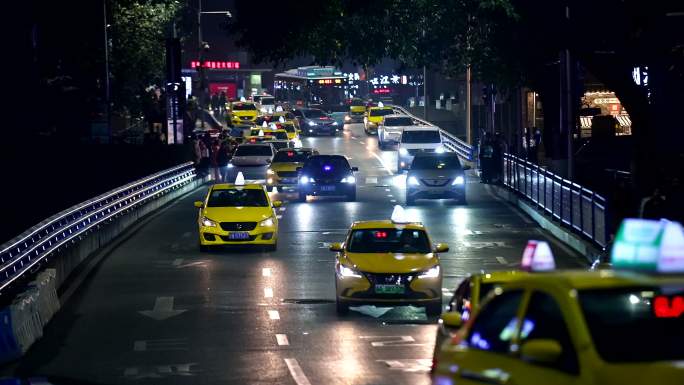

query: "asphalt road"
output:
14 123 585 385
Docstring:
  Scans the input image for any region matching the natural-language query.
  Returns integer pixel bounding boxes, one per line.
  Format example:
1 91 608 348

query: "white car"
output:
255 95 276 114
230 143 275 166
396 126 445 171
378 114 415 150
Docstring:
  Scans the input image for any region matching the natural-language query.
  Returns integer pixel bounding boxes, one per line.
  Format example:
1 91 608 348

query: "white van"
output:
396 126 445 171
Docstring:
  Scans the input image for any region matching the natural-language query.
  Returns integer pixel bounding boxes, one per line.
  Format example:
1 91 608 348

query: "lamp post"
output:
103 0 111 140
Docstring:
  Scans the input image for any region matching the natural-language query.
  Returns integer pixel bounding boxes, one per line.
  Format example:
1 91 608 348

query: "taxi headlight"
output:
341 176 356 184
300 176 314 184
418 265 440 278
407 176 420 186
201 216 218 227
399 148 409 156
452 176 465 185
338 263 362 278
332 121 339 126
267 169 275 175
308 120 318 126
435 146 446 154
259 217 275 227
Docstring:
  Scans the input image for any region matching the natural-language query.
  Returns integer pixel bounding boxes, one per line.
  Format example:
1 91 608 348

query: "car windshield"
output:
578 287 684 362
232 103 256 111
411 155 462 170
351 99 364 106
281 124 296 133
303 109 326 118
260 97 275 105
273 150 311 162
370 108 394 117
402 130 441 143
235 145 272 156
273 132 288 140
347 229 431 253
384 117 413 126
207 188 269 207
304 156 350 172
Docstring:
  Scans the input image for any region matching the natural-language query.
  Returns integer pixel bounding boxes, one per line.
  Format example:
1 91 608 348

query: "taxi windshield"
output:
273 150 310 162
232 103 256 111
351 99 364 106
235 145 272 156
578 287 684 362
273 131 289 140
260 97 275 105
347 229 431 253
207 189 268 207
370 108 394 117
384 117 413 126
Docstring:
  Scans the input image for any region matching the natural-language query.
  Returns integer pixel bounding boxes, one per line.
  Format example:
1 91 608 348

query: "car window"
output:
370 108 394 117
521 292 579 374
260 97 275 105
207 189 268 207
292 110 303 117
347 229 431 253
304 156 351 171
274 131 288 140
303 109 326 118
384 117 413 126
273 150 311 162
468 290 523 353
232 103 256 111
286 112 295 119
411 156 462 170
401 130 441 143
449 278 472 314
235 145 272 156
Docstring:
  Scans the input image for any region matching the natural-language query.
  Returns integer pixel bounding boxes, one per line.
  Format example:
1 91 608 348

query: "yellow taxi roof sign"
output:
258 129 264 137
521 240 556 272
234 172 245 186
276 105 284 112
611 218 684 273
240 96 246 102
390 205 415 224
279 116 285 123
262 121 268 127
378 101 384 108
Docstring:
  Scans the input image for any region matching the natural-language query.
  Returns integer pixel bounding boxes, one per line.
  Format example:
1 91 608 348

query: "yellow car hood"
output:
344 252 438 274
203 206 273 222
232 110 258 118
368 115 384 123
596 362 684 385
271 162 304 172
350 105 365 113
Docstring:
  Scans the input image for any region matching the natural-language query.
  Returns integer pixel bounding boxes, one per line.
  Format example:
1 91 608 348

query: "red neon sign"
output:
653 295 684 318
372 88 391 94
190 61 241 69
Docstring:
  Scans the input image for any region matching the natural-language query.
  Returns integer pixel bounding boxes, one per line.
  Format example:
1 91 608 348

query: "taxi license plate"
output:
375 284 405 294
228 232 250 240
321 185 336 192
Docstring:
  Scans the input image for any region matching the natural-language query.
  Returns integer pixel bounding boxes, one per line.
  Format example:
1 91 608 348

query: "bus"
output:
274 66 349 111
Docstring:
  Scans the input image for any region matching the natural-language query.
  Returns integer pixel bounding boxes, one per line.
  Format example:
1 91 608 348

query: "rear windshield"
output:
273 150 311 162
579 287 684 362
235 145 272 156
402 130 441 143
207 188 268 207
351 99 365 106
282 124 296 133
273 131 288 140
370 108 394 117
384 117 413 126
260 97 275 105
347 229 431 253
232 103 256 111
411 155 462 170
304 156 350 171
303 109 326 118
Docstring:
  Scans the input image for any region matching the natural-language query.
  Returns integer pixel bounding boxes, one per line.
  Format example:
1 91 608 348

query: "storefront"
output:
182 60 271 101
580 91 632 137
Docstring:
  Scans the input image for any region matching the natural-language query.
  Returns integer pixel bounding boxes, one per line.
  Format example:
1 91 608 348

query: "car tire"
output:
426 299 443 316
406 196 416 206
297 193 307 203
265 242 277 252
346 191 356 202
199 243 210 252
336 297 350 315
266 186 274 192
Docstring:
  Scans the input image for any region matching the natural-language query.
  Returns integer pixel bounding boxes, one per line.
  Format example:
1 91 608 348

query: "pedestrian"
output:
219 92 227 113
210 93 219 112
639 187 667 220
210 139 221 181
198 140 210 177
218 141 232 182
193 135 202 165
479 134 494 183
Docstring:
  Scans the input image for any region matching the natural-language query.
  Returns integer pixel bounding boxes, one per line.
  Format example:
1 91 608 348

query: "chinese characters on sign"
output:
190 61 241 69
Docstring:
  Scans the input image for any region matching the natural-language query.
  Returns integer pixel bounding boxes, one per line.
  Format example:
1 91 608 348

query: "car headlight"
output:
435 146 446 153
341 176 356 183
300 176 314 184
267 169 275 175
201 216 217 227
407 176 420 186
228 163 234 168
259 217 275 227
399 148 409 156
452 175 465 185
418 265 440 278
308 120 318 126
337 263 362 278
332 121 339 126
344 115 351 122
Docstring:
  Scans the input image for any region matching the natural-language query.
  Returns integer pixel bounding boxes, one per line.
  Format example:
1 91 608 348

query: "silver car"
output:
405 152 469 205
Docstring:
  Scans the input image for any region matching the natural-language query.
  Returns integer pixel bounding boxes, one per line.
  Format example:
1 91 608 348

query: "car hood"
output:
203 206 273 222
350 106 366 113
231 155 271 166
344 252 438 274
271 162 304 172
409 169 461 179
232 110 258 117
596 361 684 385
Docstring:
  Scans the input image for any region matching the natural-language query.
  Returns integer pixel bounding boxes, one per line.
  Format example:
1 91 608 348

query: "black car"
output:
297 155 358 202
292 108 341 136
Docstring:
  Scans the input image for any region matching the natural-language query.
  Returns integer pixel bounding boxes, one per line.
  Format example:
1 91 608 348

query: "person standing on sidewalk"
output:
210 139 221 182
217 141 232 182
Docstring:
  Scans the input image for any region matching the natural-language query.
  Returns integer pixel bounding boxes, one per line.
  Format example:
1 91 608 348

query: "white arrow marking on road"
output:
268 310 280 320
276 334 289 346
138 297 187 321
366 177 378 184
279 207 287 212
262 268 272 277
496 256 508 265
172 258 183 267
284 358 312 385
277 215 283 219
264 287 274 298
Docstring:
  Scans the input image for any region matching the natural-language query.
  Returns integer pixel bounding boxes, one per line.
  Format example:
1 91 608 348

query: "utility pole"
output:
197 0 205 128
466 65 472 144
423 65 428 121
103 0 111 140
560 4 573 179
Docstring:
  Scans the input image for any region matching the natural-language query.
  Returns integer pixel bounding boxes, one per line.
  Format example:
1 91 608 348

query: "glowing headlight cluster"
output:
308 121 318 126
259 217 275 227
341 176 356 184
407 176 420 186
201 217 217 227
267 169 275 175
452 176 465 185
435 146 446 154
399 148 409 156
337 263 362 278
300 176 314 184
332 121 339 126
418 265 440 278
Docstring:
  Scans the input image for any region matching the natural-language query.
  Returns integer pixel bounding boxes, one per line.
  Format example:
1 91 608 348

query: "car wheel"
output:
265 241 277 252
346 191 356 202
406 196 416 206
297 193 307 203
266 186 274 192
199 243 210 252
426 299 443 316
336 297 349 315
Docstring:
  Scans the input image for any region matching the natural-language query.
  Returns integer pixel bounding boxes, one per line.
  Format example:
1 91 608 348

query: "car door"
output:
439 290 525 385
503 290 581 385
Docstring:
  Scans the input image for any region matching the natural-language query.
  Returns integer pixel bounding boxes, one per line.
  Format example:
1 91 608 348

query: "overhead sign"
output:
190 61 240 69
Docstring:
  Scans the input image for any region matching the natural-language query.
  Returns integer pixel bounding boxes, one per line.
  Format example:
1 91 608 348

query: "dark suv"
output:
297 155 358 202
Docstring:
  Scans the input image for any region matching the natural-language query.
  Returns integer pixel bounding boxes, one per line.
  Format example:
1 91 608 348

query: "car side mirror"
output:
194 201 204 208
266 159 272 163
434 243 449 253
272 200 282 208
520 339 563 364
463 165 472 171
329 242 344 252
439 311 463 329
351 166 359 172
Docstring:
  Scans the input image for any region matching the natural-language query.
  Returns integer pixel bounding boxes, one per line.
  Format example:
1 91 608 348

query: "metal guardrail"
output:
390 105 474 162
0 162 197 293
503 154 609 248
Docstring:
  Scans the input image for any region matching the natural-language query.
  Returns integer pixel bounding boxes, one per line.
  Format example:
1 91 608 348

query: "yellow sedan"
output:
195 183 281 251
266 148 318 192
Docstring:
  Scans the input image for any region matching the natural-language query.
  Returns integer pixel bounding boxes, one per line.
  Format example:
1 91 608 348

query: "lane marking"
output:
385 188 391 192
390 199 397 203
360 335 426 347
277 215 283 219
387 194 393 197
360 140 365 144
366 177 378 184
172 258 183 267
377 359 432 372
496 256 508 265
370 152 394 175
133 338 188 352
276 334 290 346
264 287 274 298
268 310 280 320
262 268 272 277
284 358 312 385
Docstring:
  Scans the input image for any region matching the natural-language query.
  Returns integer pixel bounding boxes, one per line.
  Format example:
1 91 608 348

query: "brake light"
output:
654 295 684 318
287 151 295 157
374 231 388 239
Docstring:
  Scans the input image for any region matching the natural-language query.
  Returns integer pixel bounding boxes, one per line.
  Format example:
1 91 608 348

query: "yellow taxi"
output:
348 98 366 123
271 111 301 131
270 120 300 141
244 128 275 144
228 101 259 126
330 206 449 315
266 148 318 192
194 173 281 251
432 219 684 385
364 105 394 135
